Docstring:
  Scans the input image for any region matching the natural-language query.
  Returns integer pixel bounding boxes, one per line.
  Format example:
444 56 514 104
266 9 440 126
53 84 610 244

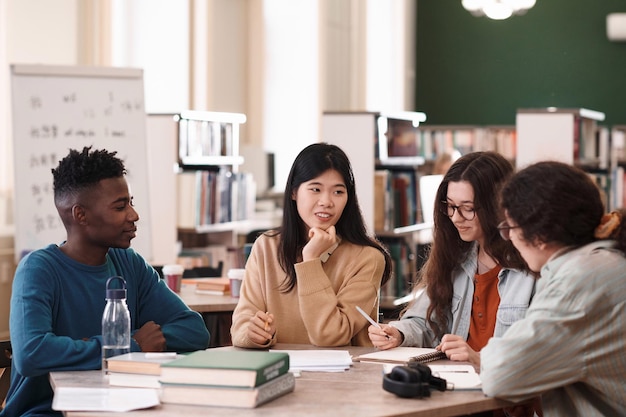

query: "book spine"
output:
255 372 296 407
255 355 290 386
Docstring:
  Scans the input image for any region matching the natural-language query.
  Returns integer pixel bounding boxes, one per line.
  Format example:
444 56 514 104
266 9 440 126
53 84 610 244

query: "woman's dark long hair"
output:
274 142 392 292
415 151 530 339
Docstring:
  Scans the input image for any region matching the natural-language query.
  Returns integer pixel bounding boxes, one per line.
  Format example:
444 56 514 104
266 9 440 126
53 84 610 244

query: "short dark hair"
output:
501 161 604 247
52 146 126 204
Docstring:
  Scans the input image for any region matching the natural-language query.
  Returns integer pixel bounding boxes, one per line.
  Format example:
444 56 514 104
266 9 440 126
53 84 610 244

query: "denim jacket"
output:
390 244 536 348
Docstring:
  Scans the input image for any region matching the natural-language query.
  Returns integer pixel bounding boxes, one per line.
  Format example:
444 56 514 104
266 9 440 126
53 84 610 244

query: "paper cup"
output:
227 268 245 298
163 264 185 292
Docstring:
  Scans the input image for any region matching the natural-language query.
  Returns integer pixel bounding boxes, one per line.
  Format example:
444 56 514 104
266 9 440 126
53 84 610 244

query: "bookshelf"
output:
322 113 523 304
321 111 431 301
175 111 260 270
515 108 607 169
609 125 626 210
515 107 612 210
414 125 516 163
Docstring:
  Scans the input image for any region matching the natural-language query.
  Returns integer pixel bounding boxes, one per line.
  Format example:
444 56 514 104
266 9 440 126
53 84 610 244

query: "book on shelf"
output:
159 349 290 388
177 245 229 271
176 169 256 229
176 171 200 229
160 371 295 408
380 237 412 298
355 347 447 365
374 170 391 231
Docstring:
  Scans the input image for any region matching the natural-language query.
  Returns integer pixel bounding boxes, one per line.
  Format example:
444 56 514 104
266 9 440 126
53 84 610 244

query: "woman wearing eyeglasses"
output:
368 151 536 368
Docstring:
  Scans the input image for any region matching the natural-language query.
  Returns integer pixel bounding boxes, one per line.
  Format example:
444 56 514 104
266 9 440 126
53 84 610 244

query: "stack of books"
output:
159 350 295 408
182 277 231 295
106 352 183 388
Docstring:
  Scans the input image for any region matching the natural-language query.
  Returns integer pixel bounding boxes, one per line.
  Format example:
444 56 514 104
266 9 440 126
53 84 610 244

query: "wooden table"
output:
177 283 239 313
177 283 239 347
50 344 515 417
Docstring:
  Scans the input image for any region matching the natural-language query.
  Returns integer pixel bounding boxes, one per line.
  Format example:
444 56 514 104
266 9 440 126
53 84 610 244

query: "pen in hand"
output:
264 311 271 332
356 306 390 340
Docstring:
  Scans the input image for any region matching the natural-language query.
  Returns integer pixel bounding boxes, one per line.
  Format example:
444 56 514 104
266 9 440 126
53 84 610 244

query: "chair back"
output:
0 340 12 410
182 261 224 278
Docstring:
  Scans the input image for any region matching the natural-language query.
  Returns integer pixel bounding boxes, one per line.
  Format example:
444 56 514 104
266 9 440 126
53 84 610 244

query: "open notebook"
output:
355 347 447 365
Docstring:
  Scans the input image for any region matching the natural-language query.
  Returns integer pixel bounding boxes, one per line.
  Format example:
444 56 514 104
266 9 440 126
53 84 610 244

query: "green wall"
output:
415 0 626 125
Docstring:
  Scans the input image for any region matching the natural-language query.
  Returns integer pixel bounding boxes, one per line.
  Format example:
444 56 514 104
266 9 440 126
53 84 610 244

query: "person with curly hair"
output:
481 161 626 416
1 147 209 416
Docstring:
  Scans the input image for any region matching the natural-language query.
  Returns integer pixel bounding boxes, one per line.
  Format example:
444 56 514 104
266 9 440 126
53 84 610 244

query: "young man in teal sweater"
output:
1 147 209 416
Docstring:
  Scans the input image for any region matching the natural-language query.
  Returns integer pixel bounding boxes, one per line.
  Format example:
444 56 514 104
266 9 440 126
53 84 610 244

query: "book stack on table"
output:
106 352 183 388
159 350 295 408
182 277 231 295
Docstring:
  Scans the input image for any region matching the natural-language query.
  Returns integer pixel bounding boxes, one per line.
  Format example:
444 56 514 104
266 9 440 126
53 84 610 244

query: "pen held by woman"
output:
356 305 389 337
264 311 270 332
246 310 275 345
368 323 403 349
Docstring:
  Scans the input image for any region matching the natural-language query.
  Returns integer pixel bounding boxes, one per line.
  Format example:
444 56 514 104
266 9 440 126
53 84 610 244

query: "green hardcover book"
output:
160 372 296 408
160 350 289 388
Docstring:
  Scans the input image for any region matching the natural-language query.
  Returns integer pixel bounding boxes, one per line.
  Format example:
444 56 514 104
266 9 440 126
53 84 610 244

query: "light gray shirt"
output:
481 240 626 417
389 244 536 347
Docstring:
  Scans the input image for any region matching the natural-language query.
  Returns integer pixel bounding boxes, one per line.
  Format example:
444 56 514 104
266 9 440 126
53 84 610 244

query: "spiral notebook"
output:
355 347 447 365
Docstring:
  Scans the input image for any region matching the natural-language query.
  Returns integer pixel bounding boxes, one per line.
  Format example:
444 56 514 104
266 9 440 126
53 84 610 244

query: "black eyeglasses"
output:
440 202 478 221
497 220 522 241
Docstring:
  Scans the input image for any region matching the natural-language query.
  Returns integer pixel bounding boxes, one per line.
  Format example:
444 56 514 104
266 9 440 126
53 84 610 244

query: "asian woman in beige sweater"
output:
231 143 392 348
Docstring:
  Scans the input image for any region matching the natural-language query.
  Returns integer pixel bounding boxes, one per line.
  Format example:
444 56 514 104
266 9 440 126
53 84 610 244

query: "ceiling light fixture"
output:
462 0 536 20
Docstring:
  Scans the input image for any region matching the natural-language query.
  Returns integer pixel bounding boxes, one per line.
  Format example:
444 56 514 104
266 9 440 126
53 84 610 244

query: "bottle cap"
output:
106 276 127 300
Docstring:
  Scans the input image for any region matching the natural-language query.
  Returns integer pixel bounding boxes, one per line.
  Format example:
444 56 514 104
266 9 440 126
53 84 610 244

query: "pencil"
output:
356 306 381 329
356 306 390 339
264 311 270 332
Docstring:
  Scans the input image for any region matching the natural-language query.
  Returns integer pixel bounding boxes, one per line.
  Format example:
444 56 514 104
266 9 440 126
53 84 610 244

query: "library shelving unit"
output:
516 107 607 169
516 107 611 209
322 112 538 311
609 125 626 210
322 111 432 306
415 125 517 163
174 110 264 269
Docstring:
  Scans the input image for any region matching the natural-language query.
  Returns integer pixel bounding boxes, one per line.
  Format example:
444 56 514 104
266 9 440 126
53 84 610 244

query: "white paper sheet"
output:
270 349 353 372
52 387 160 412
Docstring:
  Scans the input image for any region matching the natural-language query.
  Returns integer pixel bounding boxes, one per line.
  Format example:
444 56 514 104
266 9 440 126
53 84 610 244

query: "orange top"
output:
466 264 501 352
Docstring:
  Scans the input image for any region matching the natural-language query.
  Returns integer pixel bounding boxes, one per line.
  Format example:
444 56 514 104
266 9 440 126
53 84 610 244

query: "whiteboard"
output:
10 64 152 262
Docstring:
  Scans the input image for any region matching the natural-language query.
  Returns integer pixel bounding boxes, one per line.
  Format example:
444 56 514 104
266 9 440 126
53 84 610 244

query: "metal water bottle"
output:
101 276 130 373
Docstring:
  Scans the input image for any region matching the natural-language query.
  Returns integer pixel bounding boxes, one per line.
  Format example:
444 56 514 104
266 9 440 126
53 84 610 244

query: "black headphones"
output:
382 363 448 398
